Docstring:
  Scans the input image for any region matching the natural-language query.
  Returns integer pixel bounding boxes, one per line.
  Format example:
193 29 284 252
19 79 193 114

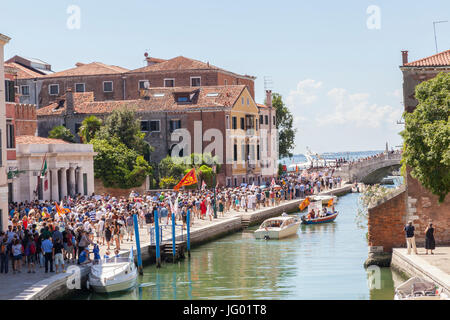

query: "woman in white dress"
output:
240 194 246 213
206 197 213 221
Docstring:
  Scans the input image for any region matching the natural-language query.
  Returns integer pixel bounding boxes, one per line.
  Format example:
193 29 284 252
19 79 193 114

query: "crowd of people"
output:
0 168 343 276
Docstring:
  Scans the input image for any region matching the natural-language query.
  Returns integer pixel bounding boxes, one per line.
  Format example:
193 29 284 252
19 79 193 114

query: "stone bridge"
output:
334 152 402 184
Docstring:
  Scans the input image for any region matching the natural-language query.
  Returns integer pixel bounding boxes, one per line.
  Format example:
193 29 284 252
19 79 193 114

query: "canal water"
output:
72 192 405 300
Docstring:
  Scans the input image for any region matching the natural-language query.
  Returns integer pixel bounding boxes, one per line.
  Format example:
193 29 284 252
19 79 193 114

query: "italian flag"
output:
41 155 47 177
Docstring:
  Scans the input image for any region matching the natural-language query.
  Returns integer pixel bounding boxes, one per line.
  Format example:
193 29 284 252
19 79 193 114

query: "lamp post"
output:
213 164 217 219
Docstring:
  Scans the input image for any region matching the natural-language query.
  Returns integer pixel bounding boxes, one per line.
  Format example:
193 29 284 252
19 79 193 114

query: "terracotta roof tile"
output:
16 135 70 144
405 49 450 67
42 62 128 78
256 103 269 108
4 62 44 79
37 92 95 116
37 85 247 116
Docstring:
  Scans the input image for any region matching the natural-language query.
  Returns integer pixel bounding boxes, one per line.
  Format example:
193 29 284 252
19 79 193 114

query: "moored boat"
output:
394 277 449 300
87 249 138 293
254 216 301 240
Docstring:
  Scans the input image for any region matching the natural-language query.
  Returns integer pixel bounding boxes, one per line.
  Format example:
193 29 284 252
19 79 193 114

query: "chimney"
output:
65 88 74 115
401 51 409 65
266 90 272 108
75 62 85 67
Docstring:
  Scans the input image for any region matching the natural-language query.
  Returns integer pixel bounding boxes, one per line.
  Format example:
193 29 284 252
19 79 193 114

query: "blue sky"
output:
1 0 449 154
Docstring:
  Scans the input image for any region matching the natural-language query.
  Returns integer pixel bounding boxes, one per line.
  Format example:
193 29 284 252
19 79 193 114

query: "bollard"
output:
186 209 191 258
172 212 176 263
154 209 161 268
133 213 143 275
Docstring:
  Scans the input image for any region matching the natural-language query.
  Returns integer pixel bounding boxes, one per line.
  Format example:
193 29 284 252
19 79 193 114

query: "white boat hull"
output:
88 261 138 293
254 221 300 239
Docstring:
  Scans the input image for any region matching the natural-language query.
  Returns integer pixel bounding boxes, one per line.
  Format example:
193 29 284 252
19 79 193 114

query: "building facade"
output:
37 85 277 186
14 54 256 109
0 33 11 231
13 136 95 203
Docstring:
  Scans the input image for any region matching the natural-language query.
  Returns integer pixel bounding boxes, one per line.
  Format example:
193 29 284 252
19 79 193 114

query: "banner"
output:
174 168 198 191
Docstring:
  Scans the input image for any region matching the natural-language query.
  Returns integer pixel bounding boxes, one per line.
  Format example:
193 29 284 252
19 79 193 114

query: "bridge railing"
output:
342 152 402 170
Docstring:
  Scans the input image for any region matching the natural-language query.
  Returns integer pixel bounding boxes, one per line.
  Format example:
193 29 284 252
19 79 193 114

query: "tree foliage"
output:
87 109 153 189
271 93 296 158
400 72 450 202
96 108 150 157
48 125 76 143
78 115 102 143
91 138 152 189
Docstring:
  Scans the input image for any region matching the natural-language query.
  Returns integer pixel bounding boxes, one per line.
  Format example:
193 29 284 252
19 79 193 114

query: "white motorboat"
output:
311 195 338 205
254 216 301 240
394 277 449 300
88 249 138 293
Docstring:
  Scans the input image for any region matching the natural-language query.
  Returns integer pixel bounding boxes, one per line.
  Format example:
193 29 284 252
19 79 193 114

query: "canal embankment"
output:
391 247 450 295
10 183 353 300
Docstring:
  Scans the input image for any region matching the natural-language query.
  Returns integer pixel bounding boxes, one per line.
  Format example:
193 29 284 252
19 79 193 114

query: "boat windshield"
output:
261 220 283 228
102 257 131 264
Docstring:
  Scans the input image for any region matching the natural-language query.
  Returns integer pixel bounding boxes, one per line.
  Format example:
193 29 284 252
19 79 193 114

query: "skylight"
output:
153 93 165 97
206 93 219 97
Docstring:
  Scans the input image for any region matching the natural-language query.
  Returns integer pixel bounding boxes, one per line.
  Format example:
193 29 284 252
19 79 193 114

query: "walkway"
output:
2 183 352 300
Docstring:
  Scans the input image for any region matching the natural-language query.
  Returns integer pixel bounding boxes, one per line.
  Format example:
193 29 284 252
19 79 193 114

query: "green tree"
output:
48 125 75 143
271 93 296 158
91 138 152 189
96 108 150 157
78 115 102 143
400 72 450 202
158 155 187 180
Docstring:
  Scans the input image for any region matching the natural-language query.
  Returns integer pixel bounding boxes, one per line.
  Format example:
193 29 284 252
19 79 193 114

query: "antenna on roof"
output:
433 20 448 53
264 76 273 91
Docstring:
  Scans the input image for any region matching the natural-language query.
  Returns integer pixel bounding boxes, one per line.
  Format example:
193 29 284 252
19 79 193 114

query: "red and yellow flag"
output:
327 198 334 207
299 197 310 211
174 168 198 191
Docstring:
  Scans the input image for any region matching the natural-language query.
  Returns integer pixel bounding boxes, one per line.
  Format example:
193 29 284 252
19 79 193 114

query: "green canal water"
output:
71 193 405 300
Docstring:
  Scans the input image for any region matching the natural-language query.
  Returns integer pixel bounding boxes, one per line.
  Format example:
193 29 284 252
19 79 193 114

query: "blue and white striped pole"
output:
172 212 176 262
133 213 143 275
186 209 191 258
154 209 161 268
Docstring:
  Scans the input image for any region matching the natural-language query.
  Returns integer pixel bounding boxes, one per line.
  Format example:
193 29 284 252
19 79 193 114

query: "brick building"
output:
13 54 256 109
5 55 54 108
37 86 277 186
367 50 450 254
0 33 11 231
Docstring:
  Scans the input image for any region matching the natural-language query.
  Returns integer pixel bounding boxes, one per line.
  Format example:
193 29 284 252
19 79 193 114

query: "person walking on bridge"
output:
404 221 418 255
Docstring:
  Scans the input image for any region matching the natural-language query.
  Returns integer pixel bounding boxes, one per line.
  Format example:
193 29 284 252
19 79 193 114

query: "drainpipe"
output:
122 76 126 100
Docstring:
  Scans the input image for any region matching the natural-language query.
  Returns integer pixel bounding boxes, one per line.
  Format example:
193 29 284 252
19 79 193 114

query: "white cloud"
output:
286 79 404 153
319 88 402 128
286 79 323 106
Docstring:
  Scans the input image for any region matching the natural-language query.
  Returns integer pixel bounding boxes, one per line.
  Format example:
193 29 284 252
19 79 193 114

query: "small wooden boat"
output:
87 249 138 293
301 200 338 224
394 277 449 300
254 216 301 240
301 212 338 224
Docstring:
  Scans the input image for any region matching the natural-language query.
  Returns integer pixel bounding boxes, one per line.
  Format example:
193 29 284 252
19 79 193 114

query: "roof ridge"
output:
405 49 450 66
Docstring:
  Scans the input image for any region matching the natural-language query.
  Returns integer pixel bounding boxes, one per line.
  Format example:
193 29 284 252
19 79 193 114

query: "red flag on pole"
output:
174 168 198 191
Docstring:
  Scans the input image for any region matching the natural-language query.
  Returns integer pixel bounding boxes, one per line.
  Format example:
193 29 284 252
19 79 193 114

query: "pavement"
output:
0 184 350 300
